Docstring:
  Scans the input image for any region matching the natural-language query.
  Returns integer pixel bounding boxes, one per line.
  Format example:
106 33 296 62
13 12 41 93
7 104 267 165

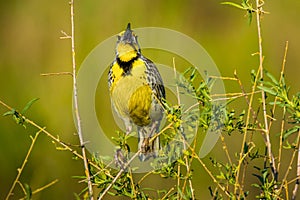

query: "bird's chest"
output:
110 62 152 125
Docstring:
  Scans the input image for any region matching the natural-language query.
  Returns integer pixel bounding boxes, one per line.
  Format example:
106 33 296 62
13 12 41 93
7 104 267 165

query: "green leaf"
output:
252 183 260 188
24 183 32 200
177 158 186 166
125 131 136 139
247 10 253 25
283 126 300 140
22 98 39 114
265 70 279 85
257 86 278 96
74 193 81 200
108 191 117 196
3 109 16 116
113 184 122 191
269 101 281 106
283 140 293 149
3 108 26 128
221 2 245 10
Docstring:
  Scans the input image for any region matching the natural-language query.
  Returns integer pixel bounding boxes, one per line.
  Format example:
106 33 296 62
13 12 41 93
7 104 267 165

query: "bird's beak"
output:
126 23 131 31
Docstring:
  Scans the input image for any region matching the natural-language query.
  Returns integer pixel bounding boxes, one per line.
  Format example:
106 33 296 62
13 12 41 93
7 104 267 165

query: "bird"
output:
108 23 165 161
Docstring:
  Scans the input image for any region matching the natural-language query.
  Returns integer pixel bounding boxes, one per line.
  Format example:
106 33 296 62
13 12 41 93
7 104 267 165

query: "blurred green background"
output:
1 0 300 199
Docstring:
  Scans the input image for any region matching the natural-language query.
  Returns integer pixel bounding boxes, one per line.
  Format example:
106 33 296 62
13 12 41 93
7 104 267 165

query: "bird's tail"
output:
138 121 160 161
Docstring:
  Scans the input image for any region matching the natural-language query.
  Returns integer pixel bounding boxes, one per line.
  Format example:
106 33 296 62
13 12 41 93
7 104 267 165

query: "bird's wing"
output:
142 56 166 101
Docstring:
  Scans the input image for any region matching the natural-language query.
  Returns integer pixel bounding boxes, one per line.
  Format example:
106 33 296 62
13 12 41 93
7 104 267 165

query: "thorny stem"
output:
255 0 278 181
69 0 94 198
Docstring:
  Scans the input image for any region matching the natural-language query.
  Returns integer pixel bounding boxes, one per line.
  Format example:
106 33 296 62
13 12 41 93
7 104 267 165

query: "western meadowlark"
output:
108 23 165 161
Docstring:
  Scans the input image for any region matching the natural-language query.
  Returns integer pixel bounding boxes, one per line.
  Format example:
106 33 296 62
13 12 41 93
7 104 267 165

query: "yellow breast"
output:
110 59 153 126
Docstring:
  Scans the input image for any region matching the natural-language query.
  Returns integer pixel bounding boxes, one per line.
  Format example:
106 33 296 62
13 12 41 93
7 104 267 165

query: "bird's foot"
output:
114 149 128 170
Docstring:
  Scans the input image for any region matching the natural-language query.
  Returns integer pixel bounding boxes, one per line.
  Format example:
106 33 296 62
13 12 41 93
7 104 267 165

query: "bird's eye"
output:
117 35 121 41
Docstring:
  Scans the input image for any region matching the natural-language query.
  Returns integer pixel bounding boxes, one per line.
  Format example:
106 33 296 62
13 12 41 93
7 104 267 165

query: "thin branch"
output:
220 135 232 165
173 58 182 200
208 75 238 81
60 30 72 39
232 3 278 194
177 161 181 200
19 179 59 200
172 58 195 199
5 130 42 200
98 150 141 199
68 0 94 198
278 130 300 194
31 179 59 195
269 41 289 173
211 90 261 98
173 57 181 106
255 0 277 181
26 118 102 170
292 130 300 200
193 148 231 198
277 106 286 173
137 170 154 185
233 70 258 195
128 168 138 199
0 99 13 110
179 131 196 200
0 98 102 171
268 41 289 133
291 135 300 200
40 72 73 77
161 187 175 200
220 134 232 190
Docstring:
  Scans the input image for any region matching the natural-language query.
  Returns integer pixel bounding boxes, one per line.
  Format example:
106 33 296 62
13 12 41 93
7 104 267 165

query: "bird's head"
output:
116 23 141 62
